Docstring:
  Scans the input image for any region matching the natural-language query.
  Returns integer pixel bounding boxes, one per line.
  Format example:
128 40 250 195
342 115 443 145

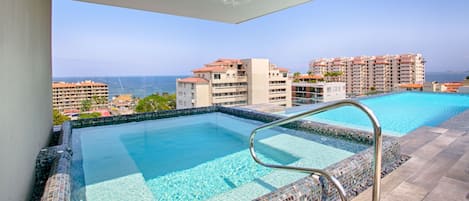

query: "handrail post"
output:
372 121 382 201
249 100 382 201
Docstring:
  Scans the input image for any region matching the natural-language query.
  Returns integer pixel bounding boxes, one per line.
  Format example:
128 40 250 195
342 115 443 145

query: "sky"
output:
53 0 469 77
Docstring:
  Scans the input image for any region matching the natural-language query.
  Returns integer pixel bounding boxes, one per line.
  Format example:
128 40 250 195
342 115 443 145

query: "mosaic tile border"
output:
35 106 401 201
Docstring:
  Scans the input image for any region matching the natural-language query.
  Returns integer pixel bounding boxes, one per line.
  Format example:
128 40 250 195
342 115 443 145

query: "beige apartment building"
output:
310 53 425 96
176 58 292 109
52 80 109 112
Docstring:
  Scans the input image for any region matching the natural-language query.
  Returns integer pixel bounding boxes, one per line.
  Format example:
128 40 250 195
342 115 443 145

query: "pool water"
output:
285 92 469 136
72 113 366 201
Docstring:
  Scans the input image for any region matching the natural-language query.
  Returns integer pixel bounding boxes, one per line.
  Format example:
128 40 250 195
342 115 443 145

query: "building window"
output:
214 74 221 79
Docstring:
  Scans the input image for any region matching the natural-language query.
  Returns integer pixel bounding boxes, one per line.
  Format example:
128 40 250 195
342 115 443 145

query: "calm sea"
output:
425 72 468 83
53 72 467 98
53 76 188 98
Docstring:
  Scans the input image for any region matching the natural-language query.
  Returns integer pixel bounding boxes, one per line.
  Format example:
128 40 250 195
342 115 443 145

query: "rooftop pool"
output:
284 92 469 136
72 112 368 201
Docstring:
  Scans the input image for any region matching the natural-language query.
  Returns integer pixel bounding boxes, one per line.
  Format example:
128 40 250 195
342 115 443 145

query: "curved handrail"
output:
249 100 382 201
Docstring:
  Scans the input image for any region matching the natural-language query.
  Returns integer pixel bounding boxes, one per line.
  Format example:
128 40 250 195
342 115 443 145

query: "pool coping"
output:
35 106 401 201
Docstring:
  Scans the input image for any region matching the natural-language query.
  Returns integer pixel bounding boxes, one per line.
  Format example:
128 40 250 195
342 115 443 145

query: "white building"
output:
177 58 292 109
292 82 346 106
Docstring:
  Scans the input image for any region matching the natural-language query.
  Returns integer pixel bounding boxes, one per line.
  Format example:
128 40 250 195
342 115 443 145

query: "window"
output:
214 74 221 79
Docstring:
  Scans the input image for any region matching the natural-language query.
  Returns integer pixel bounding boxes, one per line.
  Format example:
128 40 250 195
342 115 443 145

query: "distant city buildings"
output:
110 94 138 115
291 74 346 106
52 80 109 113
310 53 425 96
176 58 292 109
423 81 466 93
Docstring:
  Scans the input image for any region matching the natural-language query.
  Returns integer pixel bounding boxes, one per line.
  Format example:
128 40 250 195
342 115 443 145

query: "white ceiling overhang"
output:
75 0 312 24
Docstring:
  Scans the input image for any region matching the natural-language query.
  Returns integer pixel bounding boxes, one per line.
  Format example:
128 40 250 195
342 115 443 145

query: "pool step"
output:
208 133 355 201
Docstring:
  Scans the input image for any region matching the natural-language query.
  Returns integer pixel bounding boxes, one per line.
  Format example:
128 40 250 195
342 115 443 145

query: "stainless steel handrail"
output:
249 100 382 201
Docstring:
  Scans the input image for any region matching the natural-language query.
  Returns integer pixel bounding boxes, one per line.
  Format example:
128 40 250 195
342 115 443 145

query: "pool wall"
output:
35 106 400 201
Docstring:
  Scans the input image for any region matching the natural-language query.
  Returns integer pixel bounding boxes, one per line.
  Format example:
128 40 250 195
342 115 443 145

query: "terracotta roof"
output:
92 109 111 117
446 88 458 92
192 66 227 73
53 81 107 88
63 109 80 114
399 83 423 89
277 67 289 72
443 82 463 87
178 77 209 84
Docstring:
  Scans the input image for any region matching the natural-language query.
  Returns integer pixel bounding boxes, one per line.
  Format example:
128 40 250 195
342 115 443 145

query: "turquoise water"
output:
121 123 297 200
73 113 364 201
286 92 469 136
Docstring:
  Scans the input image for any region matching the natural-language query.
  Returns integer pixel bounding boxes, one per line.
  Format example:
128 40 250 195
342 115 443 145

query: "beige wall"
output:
0 1 52 200
195 84 211 107
245 58 269 104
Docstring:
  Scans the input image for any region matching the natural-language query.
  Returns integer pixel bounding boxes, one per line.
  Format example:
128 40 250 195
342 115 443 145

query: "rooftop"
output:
52 80 108 88
177 77 209 84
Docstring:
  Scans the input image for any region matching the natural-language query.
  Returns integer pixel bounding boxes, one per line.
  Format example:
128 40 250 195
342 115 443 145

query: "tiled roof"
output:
178 77 209 84
192 66 227 73
277 67 289 72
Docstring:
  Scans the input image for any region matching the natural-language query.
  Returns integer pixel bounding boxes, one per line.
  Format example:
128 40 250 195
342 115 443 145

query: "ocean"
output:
53 72 468 98
53 76 187 98
425 72 468 83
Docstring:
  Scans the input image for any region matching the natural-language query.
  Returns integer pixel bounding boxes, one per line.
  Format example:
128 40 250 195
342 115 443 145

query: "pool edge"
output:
36 106 401 201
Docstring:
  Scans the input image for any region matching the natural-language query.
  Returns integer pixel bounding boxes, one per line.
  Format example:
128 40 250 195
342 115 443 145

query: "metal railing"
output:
249 100 382 201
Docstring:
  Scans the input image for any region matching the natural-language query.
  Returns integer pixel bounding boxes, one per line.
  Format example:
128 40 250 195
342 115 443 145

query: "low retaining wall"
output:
34 106 400 201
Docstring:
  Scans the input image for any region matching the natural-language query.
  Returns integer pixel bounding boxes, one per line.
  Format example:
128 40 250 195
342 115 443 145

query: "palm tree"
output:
80 99 92 112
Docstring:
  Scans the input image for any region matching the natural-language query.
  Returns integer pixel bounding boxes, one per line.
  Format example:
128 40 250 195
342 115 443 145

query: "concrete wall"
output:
245 58 269 104
0 0 52 200
176 82 193 109
195 84 211 107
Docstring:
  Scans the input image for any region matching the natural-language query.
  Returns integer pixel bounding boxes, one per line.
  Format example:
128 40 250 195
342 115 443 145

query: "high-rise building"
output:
176 58 292 109
310 53 425 96
52 80 109 112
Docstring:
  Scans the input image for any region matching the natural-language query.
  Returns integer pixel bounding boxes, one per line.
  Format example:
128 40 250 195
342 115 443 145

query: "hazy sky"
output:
53 0 469 77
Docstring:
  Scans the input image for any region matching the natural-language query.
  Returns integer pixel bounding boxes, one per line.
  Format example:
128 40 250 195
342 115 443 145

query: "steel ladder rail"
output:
249 100 383 201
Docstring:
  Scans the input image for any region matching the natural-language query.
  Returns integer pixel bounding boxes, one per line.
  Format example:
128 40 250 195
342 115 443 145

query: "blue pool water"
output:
285 92 469 136
73 113 365 201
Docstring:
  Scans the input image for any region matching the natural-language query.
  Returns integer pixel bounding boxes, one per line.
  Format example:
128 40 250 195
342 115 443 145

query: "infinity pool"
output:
285 92 469 136
72 113 366 201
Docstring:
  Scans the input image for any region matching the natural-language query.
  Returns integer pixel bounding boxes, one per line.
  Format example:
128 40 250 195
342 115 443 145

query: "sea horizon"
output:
53 72 468 99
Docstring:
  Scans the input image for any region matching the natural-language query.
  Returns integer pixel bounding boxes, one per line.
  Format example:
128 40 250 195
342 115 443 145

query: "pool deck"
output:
352 110 469 201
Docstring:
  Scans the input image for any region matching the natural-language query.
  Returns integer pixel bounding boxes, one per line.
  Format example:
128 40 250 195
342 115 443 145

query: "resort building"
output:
176 58 292 109
310 54 425 96
292 81 346 106
52 80 109 112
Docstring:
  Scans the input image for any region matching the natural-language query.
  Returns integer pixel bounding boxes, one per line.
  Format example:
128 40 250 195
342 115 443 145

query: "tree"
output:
307 71 313 75
293 72 301 78
81 99 92 112
370 86 376 91
135 93 176 113
92 96 108 105
79 112 101 119
324 71 343 82
466 75 469 80
53 109 70 125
